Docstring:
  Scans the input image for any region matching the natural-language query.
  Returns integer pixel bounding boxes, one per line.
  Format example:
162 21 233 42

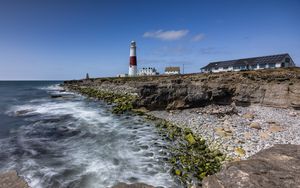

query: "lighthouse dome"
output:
131 41 136 46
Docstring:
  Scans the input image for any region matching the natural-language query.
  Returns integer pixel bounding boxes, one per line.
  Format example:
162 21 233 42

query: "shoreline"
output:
62 82 300 187
63 85 226 186
62 68 300 187
63 82 300 160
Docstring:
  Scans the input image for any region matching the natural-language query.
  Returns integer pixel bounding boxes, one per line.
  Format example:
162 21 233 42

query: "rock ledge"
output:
202 144 300 188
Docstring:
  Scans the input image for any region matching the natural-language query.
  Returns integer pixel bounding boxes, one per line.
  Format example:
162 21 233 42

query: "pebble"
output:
249 122 261 129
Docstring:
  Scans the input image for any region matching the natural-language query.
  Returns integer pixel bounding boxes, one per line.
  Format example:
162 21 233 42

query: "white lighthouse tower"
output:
129 41 137 76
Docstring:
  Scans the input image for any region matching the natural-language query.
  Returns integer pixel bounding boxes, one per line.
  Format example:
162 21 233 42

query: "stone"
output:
244 132 252 139
0 171 29 188
112 183 155 188
269 125 284 133
242 113 255 119
132 107 149 115
215 127 226 137
235 147 246 156
185 133 196 145
166 99 186 110
289 112 297 117
202 144 300 188
15 110 32 116
223 119 230 125
259 132 270 140
249 122 261 129
175 169 182 176
223 127 232 133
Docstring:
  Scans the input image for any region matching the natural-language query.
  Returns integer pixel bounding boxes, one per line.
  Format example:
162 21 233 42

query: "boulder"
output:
0 171 29 188
202 144 300 188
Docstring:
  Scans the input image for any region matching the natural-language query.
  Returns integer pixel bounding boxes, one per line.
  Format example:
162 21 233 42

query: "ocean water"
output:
0 81 179 188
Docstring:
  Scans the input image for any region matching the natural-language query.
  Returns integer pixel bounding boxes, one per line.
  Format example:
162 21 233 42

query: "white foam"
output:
8 101 112 124
39 84 63 91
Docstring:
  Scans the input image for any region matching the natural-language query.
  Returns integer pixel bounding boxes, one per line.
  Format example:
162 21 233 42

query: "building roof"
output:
165 66 180 72
201 53 290 70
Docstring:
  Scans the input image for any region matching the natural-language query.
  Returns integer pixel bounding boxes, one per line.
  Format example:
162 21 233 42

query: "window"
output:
233 66 240 70
223 67 228 69
250 64 257 69
214 67 219 70
240 66 246 70
269 63 275 68
259 63 266 68
285 58 290 62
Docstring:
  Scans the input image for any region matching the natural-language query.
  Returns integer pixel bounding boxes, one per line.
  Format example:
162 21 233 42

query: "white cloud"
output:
191 33 205 42
143 29 189 41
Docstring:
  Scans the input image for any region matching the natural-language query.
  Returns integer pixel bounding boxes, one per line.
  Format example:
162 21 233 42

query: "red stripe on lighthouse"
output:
130 56 137 67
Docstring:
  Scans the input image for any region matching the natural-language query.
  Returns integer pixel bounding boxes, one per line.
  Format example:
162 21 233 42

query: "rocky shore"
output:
61 68 300 187
64 68 300 110
202 144 300 188
64 68 300 160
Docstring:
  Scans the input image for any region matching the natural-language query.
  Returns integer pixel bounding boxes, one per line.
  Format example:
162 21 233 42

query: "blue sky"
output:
0 0 299 80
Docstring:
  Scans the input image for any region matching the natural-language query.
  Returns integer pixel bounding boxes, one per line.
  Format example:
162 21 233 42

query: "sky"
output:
0 0 299 80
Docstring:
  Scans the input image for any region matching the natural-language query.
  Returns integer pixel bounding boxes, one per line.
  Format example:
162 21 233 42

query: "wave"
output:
39 84 63 91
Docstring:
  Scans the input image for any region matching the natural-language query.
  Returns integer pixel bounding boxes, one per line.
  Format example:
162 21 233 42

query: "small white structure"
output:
201 53 295 73
137 67 159 76
129 41 137 76
165 67 180 75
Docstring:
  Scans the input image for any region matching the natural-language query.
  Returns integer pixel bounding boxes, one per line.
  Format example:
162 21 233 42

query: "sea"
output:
0 81 180 188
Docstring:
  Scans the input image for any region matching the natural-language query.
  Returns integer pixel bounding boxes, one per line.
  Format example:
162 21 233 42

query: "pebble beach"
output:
149 105 300 159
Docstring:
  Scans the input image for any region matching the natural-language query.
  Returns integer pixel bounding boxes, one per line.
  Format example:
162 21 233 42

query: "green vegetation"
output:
146 115 226 186
73 87 137 114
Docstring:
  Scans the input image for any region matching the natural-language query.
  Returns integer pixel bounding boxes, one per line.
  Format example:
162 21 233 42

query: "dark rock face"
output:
64 68 300 110
111 182 154 188
0 171 30 188
202 144 300 188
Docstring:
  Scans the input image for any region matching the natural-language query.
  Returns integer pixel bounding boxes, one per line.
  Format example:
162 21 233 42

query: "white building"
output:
137 67 159 76
165 67 180 75
201 53 295 73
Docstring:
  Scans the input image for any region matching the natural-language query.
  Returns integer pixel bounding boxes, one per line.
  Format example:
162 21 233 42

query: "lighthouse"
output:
129 41 137 76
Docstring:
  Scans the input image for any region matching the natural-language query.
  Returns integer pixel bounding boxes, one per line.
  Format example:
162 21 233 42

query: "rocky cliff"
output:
64 68 300 110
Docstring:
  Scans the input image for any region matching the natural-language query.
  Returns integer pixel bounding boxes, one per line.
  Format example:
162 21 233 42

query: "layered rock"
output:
64 68 300 110
202 144 300 188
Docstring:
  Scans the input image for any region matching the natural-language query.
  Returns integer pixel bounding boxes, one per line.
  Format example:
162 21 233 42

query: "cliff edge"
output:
64 68 300 110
